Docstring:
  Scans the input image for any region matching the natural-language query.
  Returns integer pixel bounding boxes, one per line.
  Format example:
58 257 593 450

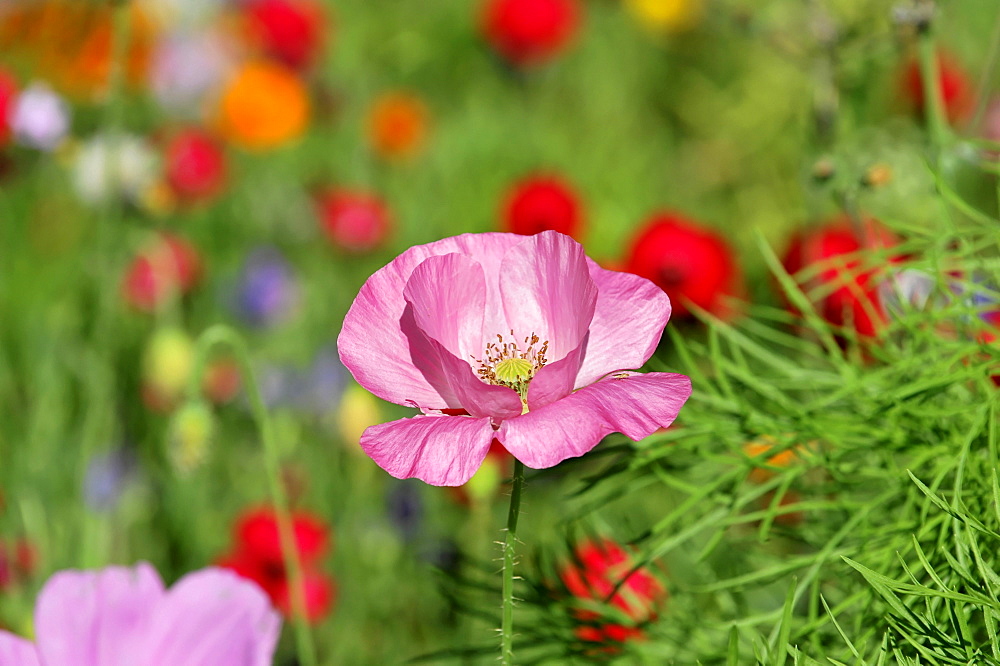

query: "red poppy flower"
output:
315 188 392 253
501 174 584 239
219 506 335 623
0 68 18 147
559 538 666 646
782 217 899 338
122 233 202 312
623 213 741 319
244 0 327 71
902 51 974 125
235 506 329 568
164 128 228 204
481 0 581 67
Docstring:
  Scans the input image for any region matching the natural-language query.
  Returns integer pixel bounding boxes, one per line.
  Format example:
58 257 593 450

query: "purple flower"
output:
0 563 280 666
83 448 136 513
235 247 299 327
337 231 692 486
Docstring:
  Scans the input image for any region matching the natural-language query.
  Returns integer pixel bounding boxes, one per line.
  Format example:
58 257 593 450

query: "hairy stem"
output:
501 458 525 665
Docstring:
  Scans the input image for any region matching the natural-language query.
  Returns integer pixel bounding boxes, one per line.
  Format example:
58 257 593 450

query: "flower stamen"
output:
473 330 549 411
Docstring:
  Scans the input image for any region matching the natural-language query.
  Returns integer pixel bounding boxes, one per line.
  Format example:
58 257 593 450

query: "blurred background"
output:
1 0 1000 663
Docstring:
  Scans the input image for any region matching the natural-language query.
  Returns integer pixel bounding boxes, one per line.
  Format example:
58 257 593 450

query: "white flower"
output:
10 82 70 151
72 133 161 205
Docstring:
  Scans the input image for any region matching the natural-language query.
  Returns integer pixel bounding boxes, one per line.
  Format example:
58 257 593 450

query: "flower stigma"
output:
475 331 549 413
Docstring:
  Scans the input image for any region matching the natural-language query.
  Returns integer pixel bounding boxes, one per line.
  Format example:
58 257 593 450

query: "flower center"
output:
475 331 549 412
494 358 534 384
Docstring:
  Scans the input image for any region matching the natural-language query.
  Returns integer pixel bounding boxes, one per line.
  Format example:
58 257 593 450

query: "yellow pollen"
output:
494 358 534 384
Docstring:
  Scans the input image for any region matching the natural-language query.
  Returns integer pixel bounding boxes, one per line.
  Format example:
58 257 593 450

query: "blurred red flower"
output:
122 233 202 312
244 0 327 71
903 51 974 125
164 128 228 204
219 506 335 623
0 539 36 590
501 174 584 239
782 217 900 338
481 0 581 67
0 68 17 147
315 188 392 253
624 213 742 319
559 538 666 647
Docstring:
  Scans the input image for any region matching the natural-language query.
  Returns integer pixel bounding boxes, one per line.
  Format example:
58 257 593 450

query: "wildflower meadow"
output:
1 0 1000 664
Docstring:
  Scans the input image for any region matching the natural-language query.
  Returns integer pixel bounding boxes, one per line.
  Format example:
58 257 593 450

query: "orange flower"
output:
744 437 799 484
366 91 429 160
217 61 310 150
0 1 155 100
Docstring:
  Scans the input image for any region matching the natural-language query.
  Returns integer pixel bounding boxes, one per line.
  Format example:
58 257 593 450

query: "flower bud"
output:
142 327 194 410
168 402 215 474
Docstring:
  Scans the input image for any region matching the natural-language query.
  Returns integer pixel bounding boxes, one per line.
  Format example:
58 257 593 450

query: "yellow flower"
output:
625 0 702 33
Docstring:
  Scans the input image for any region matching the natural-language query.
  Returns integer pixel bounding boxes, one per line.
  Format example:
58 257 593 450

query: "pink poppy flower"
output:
0 563 280 666
337 231 691 486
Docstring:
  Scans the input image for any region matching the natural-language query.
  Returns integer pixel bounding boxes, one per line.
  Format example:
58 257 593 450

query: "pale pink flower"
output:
0 563 280 666
337 231 691 486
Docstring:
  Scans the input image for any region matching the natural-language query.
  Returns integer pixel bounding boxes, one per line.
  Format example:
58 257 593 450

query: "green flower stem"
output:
501 458 525 665
186 325 317 666
971 8 1000 129
97 0 131 323
917 27 950 152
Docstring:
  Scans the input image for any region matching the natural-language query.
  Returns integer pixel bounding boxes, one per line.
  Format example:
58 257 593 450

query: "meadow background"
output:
2 0 1000 663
